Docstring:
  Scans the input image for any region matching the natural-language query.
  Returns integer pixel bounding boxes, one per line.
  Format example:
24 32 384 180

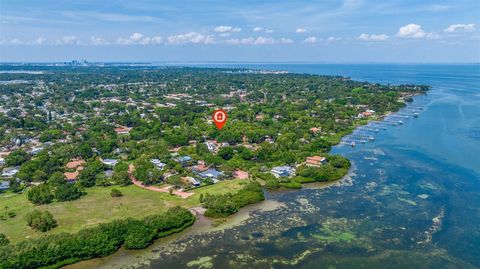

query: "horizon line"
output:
0 61 479 65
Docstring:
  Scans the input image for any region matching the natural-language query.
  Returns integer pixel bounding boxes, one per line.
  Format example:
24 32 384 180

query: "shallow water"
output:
72 64 480 269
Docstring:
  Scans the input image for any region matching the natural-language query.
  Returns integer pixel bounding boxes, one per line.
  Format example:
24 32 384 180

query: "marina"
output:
341 107 424 147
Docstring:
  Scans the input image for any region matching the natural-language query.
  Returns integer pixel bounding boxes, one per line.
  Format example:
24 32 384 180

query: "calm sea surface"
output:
90 64 480 269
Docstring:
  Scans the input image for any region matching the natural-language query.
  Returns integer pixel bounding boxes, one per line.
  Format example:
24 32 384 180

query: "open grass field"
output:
0 179 245 244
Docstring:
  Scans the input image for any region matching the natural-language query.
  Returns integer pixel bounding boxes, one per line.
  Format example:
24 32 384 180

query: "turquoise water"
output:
144 64 480 269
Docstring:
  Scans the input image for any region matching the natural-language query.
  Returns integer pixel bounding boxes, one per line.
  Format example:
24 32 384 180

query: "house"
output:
66 159 86 170
198 168 223 183
104 170 114 178
2 166 19 178
30 147 44 155
64 171 79 182
0 158 4 166
115 126 132 135
162 171 177 180
63 159 86 182
309 127 321 135
150 159 166 170
192 160 209 172
306 156 327 167
174 156 192 166
271 166 295 178
0 180 10 191
360 110 375 118
205 140 218 152
234 170 249 180
101 159 118 167
182 176 201 187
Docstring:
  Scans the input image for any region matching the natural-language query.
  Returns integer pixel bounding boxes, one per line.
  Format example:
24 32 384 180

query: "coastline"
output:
60 91 426 269
63 163 359 269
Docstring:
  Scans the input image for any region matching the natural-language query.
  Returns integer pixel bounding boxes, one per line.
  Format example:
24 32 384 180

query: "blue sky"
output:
1 0 479 62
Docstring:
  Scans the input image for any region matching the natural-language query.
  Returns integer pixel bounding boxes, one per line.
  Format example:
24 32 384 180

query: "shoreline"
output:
62 163 358 269
61 95 424 269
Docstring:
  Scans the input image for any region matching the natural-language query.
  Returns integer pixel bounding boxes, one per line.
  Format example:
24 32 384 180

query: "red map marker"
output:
213 109 227 130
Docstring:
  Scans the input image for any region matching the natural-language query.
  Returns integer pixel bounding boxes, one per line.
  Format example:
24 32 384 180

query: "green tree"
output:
27 184 54 205
55 184 82 201
110 189 123 197
0 233 9 246
5 149 30 166
218 146 234 160
26 210 57 232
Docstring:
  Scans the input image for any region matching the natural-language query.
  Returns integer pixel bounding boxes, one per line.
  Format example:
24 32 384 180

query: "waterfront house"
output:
182 176 201 187
198 168 223 183
306 156 327 167
271 166 295 178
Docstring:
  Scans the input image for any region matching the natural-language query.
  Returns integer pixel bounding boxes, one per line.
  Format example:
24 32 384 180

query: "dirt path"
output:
128 164 194 199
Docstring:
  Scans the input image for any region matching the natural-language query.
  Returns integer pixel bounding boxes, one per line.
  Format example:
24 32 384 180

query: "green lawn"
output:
0 179 244 244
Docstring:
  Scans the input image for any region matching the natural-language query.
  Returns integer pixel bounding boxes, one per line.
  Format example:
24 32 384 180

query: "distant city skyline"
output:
1 0 479 62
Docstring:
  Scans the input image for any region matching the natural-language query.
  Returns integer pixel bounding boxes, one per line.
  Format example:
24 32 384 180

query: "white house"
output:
30 147 44 155
150 159 166 170
182 176 201 187
1 166 19 177
205 141 218 152
271 166 295 178
101 159 118 166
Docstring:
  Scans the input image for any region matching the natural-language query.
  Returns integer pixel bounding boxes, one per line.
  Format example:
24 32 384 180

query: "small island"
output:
0 65 428 268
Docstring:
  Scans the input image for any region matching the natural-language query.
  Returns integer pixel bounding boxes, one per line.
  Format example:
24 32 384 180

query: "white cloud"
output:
358 33 389 41
214 26 241 34
167 32 211 44
90 36 109 45
251 36 275 45
116 33 154 45
444 24 476 33
9 38 24 45
279 38 294 44
296 28 307 33
226 36 290 45
204 35 216 44
303 36 318 43
327 36 342 42
253 27 274 33
56 36 79 45
397 24 432 38
151 36 163 44
31 37 47 45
